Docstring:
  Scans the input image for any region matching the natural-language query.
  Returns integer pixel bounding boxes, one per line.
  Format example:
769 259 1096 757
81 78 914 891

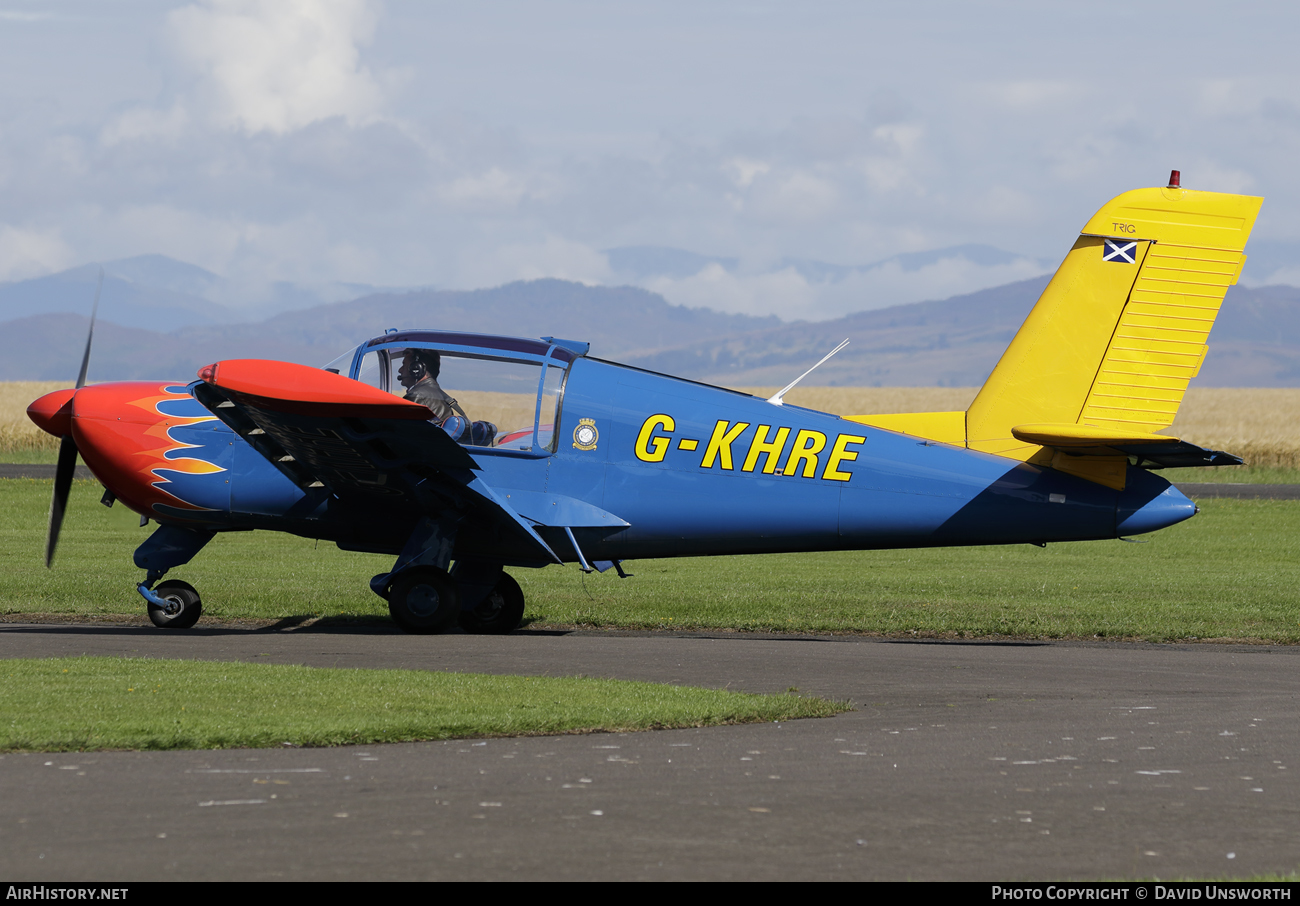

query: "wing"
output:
191 359 563 565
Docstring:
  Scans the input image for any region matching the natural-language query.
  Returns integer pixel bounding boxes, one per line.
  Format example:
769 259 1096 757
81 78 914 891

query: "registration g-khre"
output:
28 174 1261 632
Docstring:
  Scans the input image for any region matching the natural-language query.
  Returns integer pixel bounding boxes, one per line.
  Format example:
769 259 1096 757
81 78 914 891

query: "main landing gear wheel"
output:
147 579 203 629
388 567 461 634
458 572 525 635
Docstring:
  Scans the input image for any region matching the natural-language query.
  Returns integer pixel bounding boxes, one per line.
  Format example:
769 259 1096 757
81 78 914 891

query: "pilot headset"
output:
405 349 441 381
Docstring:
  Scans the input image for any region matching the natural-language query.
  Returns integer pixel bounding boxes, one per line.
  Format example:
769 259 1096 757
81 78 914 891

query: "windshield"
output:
321 345 360 375
357 346 565 451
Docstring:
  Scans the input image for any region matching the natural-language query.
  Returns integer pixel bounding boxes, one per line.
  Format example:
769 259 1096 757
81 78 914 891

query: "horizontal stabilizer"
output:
1011 421 1241 474
1011 423 1180 447
1110 441 1242 469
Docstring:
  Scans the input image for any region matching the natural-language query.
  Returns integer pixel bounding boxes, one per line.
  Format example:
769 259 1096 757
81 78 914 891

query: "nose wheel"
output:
140 578 204 629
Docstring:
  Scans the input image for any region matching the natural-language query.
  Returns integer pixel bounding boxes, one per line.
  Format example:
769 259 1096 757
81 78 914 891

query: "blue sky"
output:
0 1 1296 320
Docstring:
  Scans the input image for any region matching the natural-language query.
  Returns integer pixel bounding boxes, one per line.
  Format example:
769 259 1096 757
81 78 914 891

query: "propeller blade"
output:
45 433 79 568
46 267 102 566
75 267 103 390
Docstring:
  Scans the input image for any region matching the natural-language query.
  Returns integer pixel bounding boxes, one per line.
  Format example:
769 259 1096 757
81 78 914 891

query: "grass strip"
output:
5 480 1300 642
1160 465 1300 485
0 656 846 752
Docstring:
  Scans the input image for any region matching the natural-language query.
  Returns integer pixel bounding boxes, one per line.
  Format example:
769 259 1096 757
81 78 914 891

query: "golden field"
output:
6 382 1300 470
1 382 68 455
738 386 1300 470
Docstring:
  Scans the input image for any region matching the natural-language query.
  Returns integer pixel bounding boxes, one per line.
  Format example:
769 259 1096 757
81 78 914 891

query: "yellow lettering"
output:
635 414 675 462
822 434 866 481
783 430 826 478
677 438 698 451
701 420 751 470
741 425 791 474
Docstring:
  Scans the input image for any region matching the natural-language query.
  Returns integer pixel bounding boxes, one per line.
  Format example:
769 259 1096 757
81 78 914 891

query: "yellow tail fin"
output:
847 182 1263 489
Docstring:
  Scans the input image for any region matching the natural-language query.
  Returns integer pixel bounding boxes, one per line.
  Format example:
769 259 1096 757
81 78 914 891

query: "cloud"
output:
438 167 537 211
12 4 1300 325
101 105 191 146
724 158 771 189
448 236 613 289
0 225 75 282
168 0 386 134
644 264 815 320
743 169 841 224
982 79 1084 111
0 10 53 22
638 253 1046 322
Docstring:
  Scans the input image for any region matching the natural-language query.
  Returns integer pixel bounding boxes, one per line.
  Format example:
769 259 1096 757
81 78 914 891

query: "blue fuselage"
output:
163 353 1195 565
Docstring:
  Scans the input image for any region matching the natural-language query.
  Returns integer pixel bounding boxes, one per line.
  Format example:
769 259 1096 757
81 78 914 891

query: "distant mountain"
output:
2 275 1297 386
0 255 410 332
779 244 1043 284
1237 240 1300 285
621 279 1300 387
605 243 1046 285
0 280 780 382
0 260 240 333
8 243 1049 336
623 276 1050 386
605 247 739 280
1195 284 1300 385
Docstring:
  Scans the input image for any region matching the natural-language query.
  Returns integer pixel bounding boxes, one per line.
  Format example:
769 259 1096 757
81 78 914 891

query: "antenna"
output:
767 338 849 406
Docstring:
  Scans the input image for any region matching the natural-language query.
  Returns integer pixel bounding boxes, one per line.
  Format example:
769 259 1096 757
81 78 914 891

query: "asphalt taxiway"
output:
1 624 1297 881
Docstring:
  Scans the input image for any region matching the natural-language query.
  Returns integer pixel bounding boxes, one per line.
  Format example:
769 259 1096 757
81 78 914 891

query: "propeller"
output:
46 267 102 568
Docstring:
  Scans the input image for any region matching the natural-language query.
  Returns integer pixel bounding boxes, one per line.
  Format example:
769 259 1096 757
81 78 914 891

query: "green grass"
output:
1160 465 1300 485
5 479 1300 642
1 448 60 464
0 656 845 752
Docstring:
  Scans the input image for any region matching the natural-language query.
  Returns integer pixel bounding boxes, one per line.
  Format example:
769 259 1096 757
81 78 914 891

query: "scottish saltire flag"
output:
1103 239 1138 263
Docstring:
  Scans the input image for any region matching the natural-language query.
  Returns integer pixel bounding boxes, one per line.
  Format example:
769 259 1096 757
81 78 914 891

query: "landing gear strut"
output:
133 525 215 630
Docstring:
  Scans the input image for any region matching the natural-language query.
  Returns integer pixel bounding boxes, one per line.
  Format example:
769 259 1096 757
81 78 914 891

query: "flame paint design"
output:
140 386 230 511
74 383 232 516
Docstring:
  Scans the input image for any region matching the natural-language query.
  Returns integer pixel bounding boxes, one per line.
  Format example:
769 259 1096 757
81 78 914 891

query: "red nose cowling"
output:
27 388 76 437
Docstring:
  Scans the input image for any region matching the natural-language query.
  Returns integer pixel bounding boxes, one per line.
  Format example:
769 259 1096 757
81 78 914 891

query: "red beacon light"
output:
1168 169 1181 188
197 363 219 383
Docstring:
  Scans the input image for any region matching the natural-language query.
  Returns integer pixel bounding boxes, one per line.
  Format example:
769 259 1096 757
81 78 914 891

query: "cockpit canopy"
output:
321 331 582 453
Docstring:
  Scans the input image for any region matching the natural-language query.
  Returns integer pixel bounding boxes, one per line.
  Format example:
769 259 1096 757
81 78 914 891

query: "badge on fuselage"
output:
572 418 599 451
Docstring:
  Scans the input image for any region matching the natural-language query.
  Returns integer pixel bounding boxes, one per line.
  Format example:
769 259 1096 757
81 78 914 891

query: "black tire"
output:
458 572 525 634
388 567 461 634
147 579 203 629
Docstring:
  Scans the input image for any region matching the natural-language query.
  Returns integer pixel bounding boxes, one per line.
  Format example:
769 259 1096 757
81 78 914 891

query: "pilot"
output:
397 349 467 425
397 348 498 446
